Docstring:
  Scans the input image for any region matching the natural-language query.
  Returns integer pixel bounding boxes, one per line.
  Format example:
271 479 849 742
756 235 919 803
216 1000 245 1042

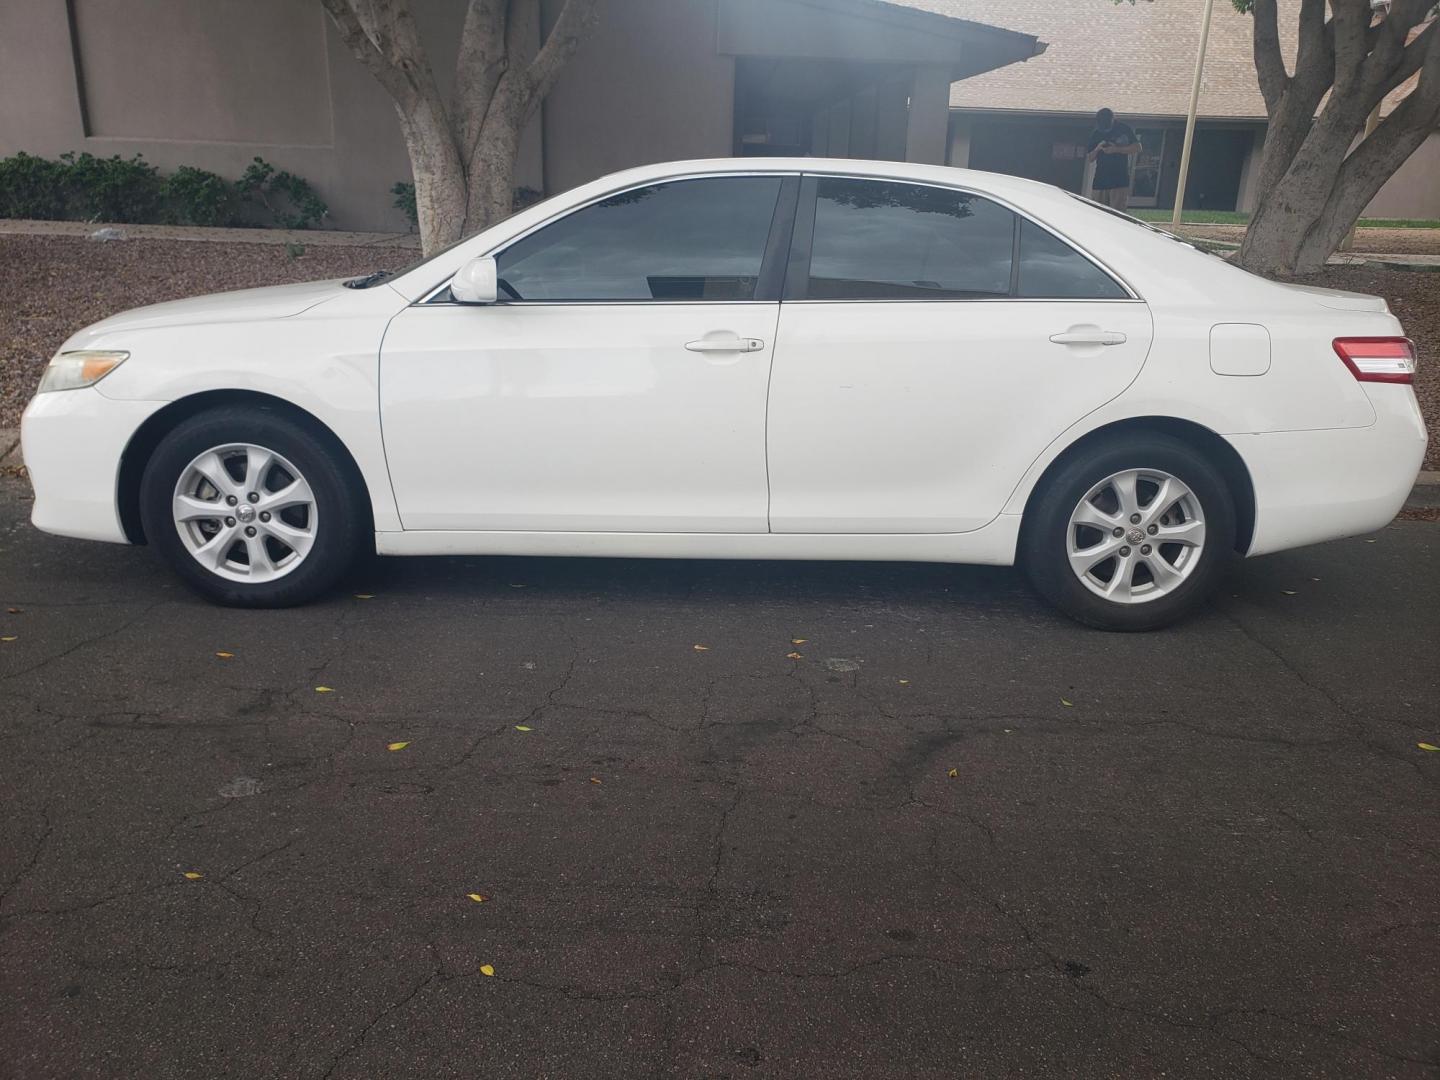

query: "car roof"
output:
584 157 1056 199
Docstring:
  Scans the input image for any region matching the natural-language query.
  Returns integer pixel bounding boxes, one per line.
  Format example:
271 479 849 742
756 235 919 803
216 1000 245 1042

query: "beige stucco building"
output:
2 0 1433 230
0 0 1041 232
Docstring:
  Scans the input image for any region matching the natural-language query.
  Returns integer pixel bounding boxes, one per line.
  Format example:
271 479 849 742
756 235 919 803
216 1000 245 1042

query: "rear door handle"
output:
1049 330 1127 347
685 336 765 353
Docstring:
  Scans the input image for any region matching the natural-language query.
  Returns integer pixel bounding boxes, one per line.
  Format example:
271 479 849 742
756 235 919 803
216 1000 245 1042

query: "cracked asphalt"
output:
1 476 1437 1079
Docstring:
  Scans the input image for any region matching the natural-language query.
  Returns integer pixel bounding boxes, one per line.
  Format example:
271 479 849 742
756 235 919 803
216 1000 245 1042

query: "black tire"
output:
1020 434 1236 631
139 406 368 607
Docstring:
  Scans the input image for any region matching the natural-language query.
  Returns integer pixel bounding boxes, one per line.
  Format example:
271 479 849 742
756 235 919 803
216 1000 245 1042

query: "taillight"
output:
1332 337 1416 384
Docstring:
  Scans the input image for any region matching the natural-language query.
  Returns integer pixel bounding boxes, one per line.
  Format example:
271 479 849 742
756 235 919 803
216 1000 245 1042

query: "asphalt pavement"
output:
1 477 1437 1079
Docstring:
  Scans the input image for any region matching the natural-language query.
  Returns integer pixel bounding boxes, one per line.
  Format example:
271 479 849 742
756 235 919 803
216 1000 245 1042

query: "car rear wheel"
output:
139 407 367 607
1021 434 1236 631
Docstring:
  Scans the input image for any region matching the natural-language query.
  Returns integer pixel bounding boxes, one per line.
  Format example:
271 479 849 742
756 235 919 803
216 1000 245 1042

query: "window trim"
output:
785 172 1141 304
418 172 800 307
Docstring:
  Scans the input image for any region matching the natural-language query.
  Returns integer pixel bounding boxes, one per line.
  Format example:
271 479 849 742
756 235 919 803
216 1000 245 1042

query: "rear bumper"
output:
20 388 165 544
1230 385 1428 557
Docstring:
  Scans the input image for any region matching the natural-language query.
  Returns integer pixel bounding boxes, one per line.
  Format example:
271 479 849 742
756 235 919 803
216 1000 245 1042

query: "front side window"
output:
496 177 782 302
806 179 1015 300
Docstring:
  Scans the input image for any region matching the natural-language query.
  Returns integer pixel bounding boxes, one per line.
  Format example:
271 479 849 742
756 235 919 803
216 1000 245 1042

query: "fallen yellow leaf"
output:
898 679 910 685
315 686 334 693
589 777 602 785
693 644 710 651
215 651 234 659
1282 590 1297 596
1061 699 1074 707
467 893 489 903
387 741 410 752
183 871 203 880
946 768 958 778
791 638 807 645
786 651 803 660
515 725 532 732
354 593 375 600
1 636 16 643
479 963 495 977
1419 743 1439 752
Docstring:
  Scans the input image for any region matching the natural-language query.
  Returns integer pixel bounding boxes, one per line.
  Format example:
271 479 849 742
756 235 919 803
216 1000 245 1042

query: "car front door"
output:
380 174 796 533
765 175 1153 534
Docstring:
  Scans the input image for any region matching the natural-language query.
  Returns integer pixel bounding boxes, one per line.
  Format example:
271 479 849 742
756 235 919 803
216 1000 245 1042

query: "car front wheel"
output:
1021 434 1236 631
139 406 367 607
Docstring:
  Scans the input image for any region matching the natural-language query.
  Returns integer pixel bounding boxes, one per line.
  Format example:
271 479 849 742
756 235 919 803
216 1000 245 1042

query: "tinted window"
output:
496 177 782 301
806 179 1014 300
1016 220 1126 299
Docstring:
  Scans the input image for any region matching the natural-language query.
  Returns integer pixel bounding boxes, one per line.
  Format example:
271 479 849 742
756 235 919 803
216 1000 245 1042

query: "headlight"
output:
37 350 129 393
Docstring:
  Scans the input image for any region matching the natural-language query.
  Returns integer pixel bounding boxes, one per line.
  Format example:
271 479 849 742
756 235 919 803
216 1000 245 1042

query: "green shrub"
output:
163 165 241 227
238 157 328 230
57 152 163 223
0 152 68 219
0 151 330 230
391 181 418 229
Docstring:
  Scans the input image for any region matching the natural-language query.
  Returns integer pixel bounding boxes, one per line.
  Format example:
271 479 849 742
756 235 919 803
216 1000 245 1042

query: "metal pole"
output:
1172 0 1217 229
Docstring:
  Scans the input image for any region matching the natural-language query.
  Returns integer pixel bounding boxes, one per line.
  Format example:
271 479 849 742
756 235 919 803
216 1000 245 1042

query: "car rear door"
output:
765 175 1153 534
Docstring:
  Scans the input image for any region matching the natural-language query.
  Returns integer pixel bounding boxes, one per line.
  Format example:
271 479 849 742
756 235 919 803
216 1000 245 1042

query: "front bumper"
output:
20 387 166 544
1231 385 1428 557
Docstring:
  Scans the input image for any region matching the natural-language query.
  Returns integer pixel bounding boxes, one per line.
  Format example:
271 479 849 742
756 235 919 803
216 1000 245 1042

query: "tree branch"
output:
321 0 422 111
1306 49 1440 260
524 0 600 106
1331 0 1376 92
454 0 510 156
1365 9 1434 102
1252 0 1289 114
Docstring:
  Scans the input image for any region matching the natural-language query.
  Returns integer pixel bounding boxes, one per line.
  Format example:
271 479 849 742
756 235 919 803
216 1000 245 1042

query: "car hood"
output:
63 279 348 345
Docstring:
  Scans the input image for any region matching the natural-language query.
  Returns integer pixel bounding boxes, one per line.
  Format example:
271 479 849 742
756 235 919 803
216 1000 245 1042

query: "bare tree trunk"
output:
323 0 598 254
1237 0 1439 276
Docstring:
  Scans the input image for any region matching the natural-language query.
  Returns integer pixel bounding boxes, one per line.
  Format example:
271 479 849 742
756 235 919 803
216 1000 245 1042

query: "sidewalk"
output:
0 218 422 250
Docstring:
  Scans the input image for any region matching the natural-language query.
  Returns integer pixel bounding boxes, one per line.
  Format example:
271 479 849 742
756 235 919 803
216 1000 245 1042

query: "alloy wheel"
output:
1065 468 1206 604
171 443 318 583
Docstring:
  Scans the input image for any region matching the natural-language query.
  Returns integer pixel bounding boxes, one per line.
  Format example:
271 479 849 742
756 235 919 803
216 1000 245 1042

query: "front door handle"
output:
1049 330 1127 347
685 336 765 353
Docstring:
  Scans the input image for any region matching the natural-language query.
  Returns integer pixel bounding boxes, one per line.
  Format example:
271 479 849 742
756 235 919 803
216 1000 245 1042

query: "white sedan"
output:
21 159 1427 630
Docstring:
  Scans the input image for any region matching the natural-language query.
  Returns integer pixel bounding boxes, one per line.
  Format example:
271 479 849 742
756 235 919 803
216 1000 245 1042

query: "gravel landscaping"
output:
1 233 1435 470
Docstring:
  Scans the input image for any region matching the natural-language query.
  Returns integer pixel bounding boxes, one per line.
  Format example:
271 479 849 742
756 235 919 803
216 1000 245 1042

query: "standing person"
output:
1086 108 1141 211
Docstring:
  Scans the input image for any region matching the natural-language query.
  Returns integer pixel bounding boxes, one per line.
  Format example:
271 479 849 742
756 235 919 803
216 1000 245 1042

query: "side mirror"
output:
451 256 499 304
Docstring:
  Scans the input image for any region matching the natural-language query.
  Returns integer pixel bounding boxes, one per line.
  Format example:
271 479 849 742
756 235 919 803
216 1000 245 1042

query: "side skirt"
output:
375 514 1022 565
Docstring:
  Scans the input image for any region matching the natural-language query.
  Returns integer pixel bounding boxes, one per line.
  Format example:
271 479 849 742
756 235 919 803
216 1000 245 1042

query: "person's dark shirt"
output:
1087 121 1136 190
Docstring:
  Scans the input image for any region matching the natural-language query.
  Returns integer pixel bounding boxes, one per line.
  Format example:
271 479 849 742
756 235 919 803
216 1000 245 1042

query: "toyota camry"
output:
20 159 1428 629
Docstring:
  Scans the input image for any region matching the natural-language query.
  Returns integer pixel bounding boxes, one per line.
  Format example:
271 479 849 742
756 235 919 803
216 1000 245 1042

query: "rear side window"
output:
805 178 1015 300
496 177 782 301
1016 220 1127 299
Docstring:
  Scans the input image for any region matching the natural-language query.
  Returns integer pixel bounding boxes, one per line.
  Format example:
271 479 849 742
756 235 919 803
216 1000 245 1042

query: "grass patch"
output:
1133 209 1440 229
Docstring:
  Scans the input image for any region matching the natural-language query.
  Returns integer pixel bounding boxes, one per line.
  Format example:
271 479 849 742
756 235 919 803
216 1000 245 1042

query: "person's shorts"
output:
1094 185 1131 211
